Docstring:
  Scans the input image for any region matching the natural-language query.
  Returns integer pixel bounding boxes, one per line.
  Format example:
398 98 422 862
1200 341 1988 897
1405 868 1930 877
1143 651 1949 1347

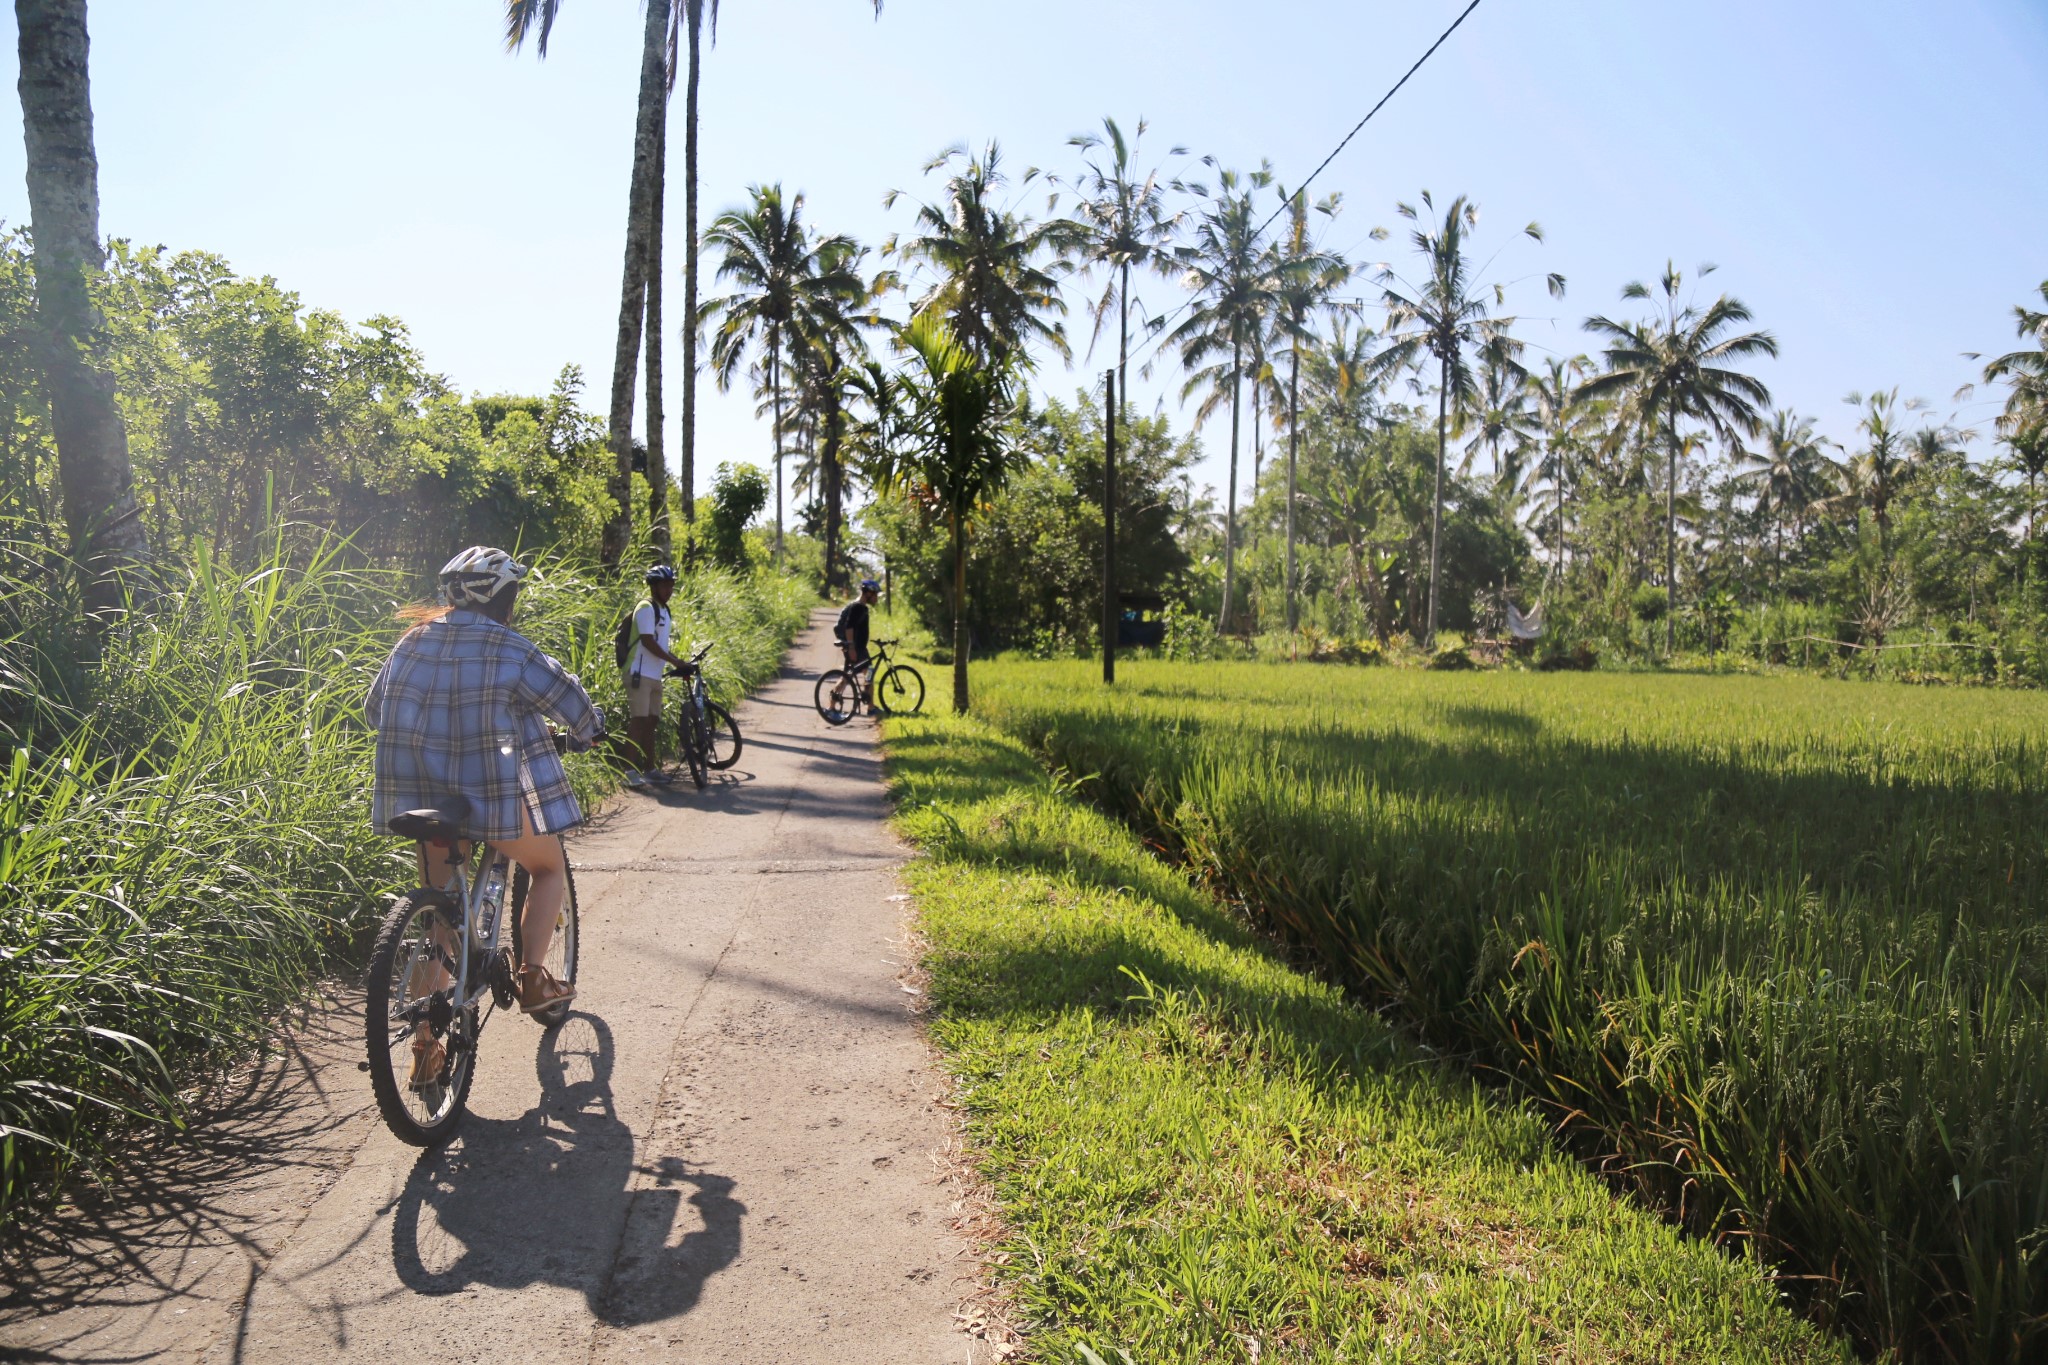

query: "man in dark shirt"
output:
834 579 880 713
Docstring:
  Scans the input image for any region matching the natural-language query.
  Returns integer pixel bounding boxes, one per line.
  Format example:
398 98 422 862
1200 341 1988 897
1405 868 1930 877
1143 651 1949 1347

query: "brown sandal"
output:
408 1034 448 1091
517 963 576 1015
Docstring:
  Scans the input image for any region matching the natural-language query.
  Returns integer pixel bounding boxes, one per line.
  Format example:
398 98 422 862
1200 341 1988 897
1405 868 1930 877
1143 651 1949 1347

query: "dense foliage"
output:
973 660 2048 1362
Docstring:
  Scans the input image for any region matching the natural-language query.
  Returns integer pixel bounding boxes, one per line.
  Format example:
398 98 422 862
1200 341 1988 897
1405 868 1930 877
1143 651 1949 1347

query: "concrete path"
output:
1 611 995 1364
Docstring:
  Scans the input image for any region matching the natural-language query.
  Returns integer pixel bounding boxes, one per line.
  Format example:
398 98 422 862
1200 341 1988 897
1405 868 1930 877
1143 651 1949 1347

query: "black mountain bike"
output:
815 638 924 726
671 644 742 789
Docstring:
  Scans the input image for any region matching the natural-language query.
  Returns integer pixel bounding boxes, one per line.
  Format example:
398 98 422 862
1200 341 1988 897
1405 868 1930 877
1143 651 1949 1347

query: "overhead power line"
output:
1126 0 1489 378
1255 0 1485 240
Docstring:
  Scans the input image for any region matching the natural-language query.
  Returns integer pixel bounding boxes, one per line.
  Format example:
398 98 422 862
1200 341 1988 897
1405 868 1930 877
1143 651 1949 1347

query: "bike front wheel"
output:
814 669 858 726
704 702 743 769
512 862 580 1028
366 890 480 1146
876 664 925 715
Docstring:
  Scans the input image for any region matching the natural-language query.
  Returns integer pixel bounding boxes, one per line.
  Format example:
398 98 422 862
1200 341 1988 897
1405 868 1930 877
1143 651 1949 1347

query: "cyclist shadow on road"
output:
389 1012 744 1326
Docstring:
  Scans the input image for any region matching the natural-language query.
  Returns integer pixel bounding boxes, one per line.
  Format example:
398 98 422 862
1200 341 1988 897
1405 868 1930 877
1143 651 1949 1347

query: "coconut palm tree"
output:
506 0 676 568
1165 163 1277 633
1984 281 2048 446
875 315 1024 713
702 187 864 563
1459 353 1538 482
14 0 149 606
1365 191 1559 643
1267 189 1352 632
887 142 1071 368
1059 117 1185 425
1522 355 1589 588
2000 423 2048 542
506 0 883 563
1732 409 1835 586
1581 262 1776 652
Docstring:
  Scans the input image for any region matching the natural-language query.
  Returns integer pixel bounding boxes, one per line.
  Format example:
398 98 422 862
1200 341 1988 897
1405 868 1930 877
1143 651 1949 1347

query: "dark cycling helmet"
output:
439 546 527 607
859 578 880 592
645 564 678 584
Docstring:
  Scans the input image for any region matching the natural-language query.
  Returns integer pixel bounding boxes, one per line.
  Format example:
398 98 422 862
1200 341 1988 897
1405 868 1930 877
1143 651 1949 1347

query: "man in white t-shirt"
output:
625 564 685 787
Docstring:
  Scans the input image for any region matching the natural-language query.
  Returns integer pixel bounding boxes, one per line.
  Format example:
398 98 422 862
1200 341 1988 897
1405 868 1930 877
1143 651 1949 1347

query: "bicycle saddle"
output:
388 794 474 843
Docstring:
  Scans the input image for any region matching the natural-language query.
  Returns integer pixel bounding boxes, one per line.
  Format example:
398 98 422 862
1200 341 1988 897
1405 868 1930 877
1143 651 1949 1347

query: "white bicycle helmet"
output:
438 546 528 608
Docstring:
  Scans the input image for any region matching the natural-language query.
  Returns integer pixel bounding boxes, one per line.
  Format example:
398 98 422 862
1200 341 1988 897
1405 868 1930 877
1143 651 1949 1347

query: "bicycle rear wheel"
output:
814 669 858 726
876 664 925 715
512 863 580 1028
704 702 743 769
365 890 479 1145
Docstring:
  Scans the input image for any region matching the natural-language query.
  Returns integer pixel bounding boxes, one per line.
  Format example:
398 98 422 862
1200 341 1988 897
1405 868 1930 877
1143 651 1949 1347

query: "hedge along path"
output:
0 611 994 1364
884 708 1846 1364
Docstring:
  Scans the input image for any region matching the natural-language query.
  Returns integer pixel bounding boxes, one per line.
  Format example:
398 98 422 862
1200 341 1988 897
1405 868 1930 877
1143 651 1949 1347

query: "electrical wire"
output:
1119 0 1488 382
1253 0 1485 241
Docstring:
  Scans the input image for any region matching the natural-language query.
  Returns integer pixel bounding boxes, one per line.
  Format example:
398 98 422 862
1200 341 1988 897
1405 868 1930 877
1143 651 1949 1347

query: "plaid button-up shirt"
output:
365 610 603 842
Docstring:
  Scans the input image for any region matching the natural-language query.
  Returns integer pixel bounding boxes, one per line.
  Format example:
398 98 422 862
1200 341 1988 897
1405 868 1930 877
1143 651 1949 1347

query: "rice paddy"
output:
967 660 2048 1362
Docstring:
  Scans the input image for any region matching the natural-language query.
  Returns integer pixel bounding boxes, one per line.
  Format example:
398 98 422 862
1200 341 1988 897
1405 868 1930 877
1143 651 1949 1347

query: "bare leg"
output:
496 804 567 969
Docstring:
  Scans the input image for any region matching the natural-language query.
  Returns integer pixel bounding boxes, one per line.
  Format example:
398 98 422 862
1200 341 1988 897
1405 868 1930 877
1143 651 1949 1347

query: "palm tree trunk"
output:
823 385 844 593
1665 410 1677 656
680 0 701 527
15 0 148 610
951 504 968 714
1552 448 1565 589
1250 378 1263 554
1218 338 1242 635
1285 343 1300 633
1427 356 1447 645
770 327 783 564
645 115 670 562
601 0 673 571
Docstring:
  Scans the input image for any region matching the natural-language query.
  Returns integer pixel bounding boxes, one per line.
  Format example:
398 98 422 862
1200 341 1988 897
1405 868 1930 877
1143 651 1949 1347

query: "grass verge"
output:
884 708 1845 1364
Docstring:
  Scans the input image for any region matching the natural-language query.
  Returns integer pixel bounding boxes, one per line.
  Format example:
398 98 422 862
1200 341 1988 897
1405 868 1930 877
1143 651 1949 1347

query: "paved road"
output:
1 612 992 1364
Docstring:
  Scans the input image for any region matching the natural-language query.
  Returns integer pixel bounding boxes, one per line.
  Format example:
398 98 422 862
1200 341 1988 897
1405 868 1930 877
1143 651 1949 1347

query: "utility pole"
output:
1102 370 1117 685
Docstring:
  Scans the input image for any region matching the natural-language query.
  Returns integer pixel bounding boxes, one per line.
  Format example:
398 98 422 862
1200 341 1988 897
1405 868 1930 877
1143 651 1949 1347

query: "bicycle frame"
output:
400 839 513 1027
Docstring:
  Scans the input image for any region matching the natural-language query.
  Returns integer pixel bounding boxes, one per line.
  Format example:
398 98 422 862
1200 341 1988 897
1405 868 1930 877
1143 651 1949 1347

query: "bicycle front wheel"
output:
366 890 479 1146
512 862 580 1028
704 702 743 769
682 711 709 788
876 664 925 715
814 669 857 726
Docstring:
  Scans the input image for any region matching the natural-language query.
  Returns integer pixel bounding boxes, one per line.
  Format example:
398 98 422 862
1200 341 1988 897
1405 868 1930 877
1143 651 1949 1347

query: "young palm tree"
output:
1267 189 1352 632
2001 423 2048 542
887 143 1070 367
701 187 864 563
1828 388 1927 563
1366 192 1559 643
875 315 1023 713
1581 262 1776 652
1732 409 1835 586
14 0 149 605
1166 163 1278 633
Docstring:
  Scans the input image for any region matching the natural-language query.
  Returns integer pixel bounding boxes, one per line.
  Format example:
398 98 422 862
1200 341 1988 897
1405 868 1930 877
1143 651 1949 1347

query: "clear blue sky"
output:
2 0 2044 506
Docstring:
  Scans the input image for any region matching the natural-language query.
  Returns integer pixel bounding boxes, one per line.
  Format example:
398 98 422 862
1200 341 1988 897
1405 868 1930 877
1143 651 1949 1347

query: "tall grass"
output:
975 662 2048 1363
0 533 809 1234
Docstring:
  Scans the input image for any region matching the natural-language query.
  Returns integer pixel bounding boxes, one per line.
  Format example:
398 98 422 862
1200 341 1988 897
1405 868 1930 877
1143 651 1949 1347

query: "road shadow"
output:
387 1012 742 1327
0 992 369 1354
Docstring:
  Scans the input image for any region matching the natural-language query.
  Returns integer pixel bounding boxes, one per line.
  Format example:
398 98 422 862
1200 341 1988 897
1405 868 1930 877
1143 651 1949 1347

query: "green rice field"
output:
969 661 2048 1363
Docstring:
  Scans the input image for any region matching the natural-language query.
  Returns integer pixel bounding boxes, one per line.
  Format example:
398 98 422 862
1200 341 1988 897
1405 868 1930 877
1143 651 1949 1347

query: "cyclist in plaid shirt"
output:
367 547 601 1018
